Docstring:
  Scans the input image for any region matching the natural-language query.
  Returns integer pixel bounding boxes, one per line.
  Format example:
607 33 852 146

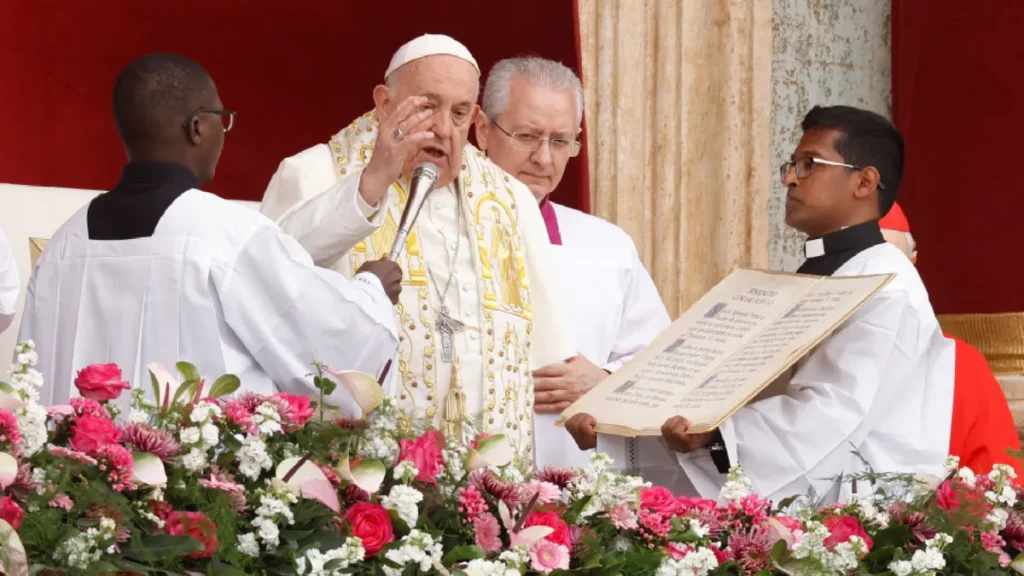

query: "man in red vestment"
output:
880 203 1021 474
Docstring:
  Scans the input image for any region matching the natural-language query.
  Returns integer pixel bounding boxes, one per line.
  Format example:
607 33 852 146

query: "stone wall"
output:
769 0 891 270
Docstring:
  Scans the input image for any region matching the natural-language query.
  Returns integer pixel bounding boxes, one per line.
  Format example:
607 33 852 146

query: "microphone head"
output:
412 162 440 183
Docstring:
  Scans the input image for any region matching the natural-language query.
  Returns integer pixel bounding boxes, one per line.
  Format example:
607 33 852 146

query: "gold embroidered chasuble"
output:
327 111 570 457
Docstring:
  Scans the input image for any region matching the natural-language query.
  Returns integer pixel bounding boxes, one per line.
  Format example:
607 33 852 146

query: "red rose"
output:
74 363 130 402
70 415 121 455
273 393 316 428
523 510 571 548
641 486 682 516
936 480 961 511
398 430 444 484
0 496 24 530
165 511 219 560
342 502 395 556
822 514 873 551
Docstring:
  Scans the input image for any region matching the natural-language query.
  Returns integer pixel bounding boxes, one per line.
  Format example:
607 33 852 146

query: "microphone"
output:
388 162 439 261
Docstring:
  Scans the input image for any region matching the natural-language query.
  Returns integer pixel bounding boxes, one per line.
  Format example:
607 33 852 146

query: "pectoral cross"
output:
435 305 466 363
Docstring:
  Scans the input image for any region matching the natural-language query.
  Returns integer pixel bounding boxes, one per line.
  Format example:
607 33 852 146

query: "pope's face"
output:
476 77 578 201
386 55 480 189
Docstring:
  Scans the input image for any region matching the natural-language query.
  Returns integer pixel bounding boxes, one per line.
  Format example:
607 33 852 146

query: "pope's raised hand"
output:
360 96 435 205
565 413 598 450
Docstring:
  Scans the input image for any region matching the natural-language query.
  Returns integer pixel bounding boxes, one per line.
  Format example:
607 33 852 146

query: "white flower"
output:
253 516 280 548
201 422 220 449
957 467 977 487
190 401 222 424
296 539 366 576
462 558 521 576
52 515 119 570
129 409 150 423
656 547 719 576
689 518 710 538
498 546 530 571
384 530 443 573
254 402 283 436
362 435 399 466
910 547 946 572
237 532 260 557
987 507 1009 531
382 485 423 527
237 435 273 479
719 466 752 501
394 460 419 484
16 403 48 456
943 455 961 472
888 559 914 576
181 447 209 473
179 426 201 446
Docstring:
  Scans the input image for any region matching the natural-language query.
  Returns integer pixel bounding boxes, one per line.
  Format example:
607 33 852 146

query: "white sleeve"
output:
602 245 670 372
676 292 917 501
0 226 19 334
214 225 398 416
261 147 386 268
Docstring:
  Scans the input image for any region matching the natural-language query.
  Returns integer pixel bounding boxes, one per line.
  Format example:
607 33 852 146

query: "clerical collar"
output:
797 220 885 276
87 162 199 240
538 196 563 246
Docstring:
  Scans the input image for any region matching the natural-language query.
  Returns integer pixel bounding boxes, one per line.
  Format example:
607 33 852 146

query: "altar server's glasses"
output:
778 156 884 189
183 109 236 133
491 121 581 158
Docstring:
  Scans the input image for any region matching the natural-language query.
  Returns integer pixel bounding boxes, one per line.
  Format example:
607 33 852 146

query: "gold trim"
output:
938 312 1024 375
29 238 48 268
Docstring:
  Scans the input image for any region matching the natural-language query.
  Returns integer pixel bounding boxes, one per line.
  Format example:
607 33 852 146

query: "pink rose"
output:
165 511 219 560
342 502 395 556
822 514 873 552
641 486 681 516
74 363 130 402
0 496 24 530
273 393 316 429
523 510 571 548
70 415 121 455
936 480 961 511
677 495 718 513
530 540 570 573
398 430 444 484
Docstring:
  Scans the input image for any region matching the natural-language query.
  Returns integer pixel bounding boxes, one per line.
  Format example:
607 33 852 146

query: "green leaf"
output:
298 529 347 552
443 545 486 566
280 529 315 544
127 534 202 561
314 375 337 396
149 371 162 404
91 561 119 572
770 539 788 562
0 383 15 395
209 557 250 576
115 559 155 574
171 379 199 407
176 361 201 383
208 374 241 398
388 508 412 538
222 433 243 452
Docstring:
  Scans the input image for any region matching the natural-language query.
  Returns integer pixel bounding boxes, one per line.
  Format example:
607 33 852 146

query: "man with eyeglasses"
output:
261 35 575 462
474 57 669 469
19 53 401 414
569 105 956 503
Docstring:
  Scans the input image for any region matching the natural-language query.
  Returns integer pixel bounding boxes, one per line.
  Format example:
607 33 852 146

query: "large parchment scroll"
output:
558 269 893 437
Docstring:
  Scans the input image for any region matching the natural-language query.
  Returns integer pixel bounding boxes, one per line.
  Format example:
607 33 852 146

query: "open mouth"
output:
422 146 446 160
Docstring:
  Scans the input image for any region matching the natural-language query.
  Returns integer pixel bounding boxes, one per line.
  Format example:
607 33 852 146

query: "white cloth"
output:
19 190 398 414
261 135 575 455
535 203 670 469
598 243 955 504
0 225 18 334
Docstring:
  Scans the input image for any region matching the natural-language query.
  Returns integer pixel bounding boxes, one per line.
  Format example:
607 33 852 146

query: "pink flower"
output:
74 363 131 402
0 496 24 530
1004 510 1024 550
537 467 577 489
320 463 342 487
70 397 109 419
198 474 246 494
166 511 219 560
529 540 570 573
772 515 802 532
458 486 488 519
47 405 75 417
982 531 1011 567
638 509 672 542
224 401 256 434
607 502 638 530
119 422 180 462
96 444 135 492
470 470 528 506
641 486 682 516
523 511 571 548
728 527 775 574
727 494 770 525
272 393 315 429
470 432 493 450
666 542 691 560
398 430 445 484
936 480 961 511
49 494 73 511
677 496 718 513
710 544 732 565
0 409 20 448
821 514 873 552
474 512 502 552
526 480 562 505
70 415 121 455
48 445 98 465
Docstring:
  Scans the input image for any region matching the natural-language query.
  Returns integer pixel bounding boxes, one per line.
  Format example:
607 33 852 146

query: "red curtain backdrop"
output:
0 0 589 212
892 0 1024 314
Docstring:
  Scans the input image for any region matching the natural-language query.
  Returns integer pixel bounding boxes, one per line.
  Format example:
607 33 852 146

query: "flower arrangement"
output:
0 340 1022 575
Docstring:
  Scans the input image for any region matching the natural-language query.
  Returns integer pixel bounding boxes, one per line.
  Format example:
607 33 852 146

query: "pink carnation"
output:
49 494 73 510
47 405 75 418
96 444 135 492
458 486 488 519
198 475 245 494
48 445 98 465
70 397 109 419
0 409 20 448
530 540 570 573
272 393 315 429
526 480 562 505
607 502 638 530
638 509 672 543
982 531 1011 567
398 430 444 484
473 512 503 553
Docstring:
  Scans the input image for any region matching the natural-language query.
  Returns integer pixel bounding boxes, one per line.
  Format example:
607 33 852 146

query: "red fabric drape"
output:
891 1 1024 314
0 0 589 212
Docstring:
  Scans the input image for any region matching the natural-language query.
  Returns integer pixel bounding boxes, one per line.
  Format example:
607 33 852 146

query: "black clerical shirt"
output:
702 219 886 473
87 163 198 240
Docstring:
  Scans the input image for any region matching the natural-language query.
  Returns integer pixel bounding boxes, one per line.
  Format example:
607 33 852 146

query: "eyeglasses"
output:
491 121 581 158
182 109 236 133
779 156 885 189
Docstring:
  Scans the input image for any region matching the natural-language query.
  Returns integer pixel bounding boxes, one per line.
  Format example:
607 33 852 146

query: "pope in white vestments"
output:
260 35 574 459
0 225 18 334
569 105 955 504
474 57 670 468
18 54 399 414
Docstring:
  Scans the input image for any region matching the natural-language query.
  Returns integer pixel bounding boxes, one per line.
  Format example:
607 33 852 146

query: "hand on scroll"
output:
565 413 598 450
532 355 609 414
661 416 714 454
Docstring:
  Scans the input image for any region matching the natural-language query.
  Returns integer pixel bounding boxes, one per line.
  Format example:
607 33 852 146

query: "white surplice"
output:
0 225 18 334
535 203 670 469
19 190 398 414
598 243 955 504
